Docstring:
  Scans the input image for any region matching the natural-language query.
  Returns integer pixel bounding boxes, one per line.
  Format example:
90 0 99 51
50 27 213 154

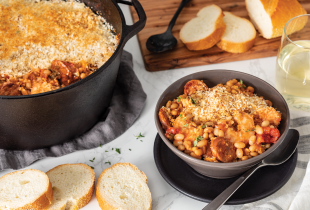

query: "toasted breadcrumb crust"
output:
0 0 119 77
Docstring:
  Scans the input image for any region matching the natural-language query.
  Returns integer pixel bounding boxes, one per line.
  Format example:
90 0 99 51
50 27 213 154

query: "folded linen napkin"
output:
0 51 146 171
237 109 310 210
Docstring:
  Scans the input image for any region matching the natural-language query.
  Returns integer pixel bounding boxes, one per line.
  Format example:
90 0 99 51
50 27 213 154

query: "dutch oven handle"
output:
117 0 146 44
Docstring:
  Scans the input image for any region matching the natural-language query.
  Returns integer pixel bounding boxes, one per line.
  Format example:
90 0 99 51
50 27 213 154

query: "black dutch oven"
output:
0 0 146 150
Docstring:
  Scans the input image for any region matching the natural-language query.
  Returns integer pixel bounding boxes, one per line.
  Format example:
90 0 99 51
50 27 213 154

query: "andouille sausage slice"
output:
184 80 208 96
211 137 236 163
158 108 171 130
203 141 217 162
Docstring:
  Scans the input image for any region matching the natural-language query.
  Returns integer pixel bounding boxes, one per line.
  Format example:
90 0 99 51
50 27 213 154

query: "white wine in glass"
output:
275 14 310 111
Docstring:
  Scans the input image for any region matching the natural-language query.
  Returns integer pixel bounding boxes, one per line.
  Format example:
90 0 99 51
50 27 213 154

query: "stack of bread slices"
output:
180 0 307 53
0 163 152 210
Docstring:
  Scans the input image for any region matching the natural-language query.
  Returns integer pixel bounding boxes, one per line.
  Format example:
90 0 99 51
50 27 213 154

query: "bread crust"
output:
217 37 256 53
181 12 226 51
0 169 53 210
44 163 95 210
246 0 307 39
217 16 256 53
96 163 152 210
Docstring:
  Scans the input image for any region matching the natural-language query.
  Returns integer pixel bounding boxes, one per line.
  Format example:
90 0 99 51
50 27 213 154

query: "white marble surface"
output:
0 4 281 210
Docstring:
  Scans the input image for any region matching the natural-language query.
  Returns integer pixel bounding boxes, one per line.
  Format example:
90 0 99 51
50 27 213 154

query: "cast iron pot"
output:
155 70 290 179
0 0 146 150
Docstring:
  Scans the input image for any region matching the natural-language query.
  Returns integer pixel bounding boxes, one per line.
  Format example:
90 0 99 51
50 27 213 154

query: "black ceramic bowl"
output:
154 70 290 179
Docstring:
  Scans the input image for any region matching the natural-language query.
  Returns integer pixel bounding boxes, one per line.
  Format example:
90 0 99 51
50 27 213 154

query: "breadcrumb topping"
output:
186 86 269 121
0 0 119 77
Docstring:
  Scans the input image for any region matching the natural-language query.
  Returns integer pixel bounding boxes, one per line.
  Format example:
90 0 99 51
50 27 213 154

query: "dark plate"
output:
154 134 298 205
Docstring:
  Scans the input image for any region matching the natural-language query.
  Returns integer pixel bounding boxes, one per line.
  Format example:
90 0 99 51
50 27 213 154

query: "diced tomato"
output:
263 127 271 135
256 127 280 144
166 127 177 135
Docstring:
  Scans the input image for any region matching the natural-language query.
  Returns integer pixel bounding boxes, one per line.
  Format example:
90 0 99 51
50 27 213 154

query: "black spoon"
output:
146 0 191 53
203 129 300 210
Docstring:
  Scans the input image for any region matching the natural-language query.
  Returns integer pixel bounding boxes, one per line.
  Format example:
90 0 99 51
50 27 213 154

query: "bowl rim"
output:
154 69 290 168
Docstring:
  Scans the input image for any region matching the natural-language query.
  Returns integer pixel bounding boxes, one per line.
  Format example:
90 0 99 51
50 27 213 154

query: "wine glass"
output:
275 14 310 111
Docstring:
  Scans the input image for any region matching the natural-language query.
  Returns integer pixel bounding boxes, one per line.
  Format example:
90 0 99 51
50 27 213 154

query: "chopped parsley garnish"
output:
99 143 102 147
134 133 145 139
240 80 246 88
193 135 203 147
105 150 108 152
88 165 94 169
116 148 121 154
105 161 111 165
16 30 20 34
140 140 143 142
246 128 256 132
129 149 131 151
184 124 189 127
190 97 196 105
202 124 206 129
177 97 181 102
112 148 114 150
89 157 95 162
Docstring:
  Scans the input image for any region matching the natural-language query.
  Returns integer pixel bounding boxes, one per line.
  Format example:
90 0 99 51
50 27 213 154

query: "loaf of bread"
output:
96 163 152 210
0 169 53 210
217 12 256 53
246 0 307 39
43 163 95 210
180 4 226 51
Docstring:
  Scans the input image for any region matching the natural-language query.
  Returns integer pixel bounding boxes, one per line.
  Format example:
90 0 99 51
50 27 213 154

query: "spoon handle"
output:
202 163 264 210
167 0 191 31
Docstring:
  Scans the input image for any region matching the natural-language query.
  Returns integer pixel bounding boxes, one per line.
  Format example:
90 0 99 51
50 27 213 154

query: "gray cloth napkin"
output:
0 51 146 171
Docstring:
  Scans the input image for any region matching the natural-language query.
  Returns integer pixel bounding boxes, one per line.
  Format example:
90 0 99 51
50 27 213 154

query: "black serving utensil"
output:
146 0 191 53
203 129 299 210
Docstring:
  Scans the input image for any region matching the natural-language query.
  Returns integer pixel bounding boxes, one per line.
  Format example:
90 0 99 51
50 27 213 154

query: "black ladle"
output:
146 0 191 53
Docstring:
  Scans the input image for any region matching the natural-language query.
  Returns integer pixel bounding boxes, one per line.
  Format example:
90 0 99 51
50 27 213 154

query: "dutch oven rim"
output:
0 0 146 100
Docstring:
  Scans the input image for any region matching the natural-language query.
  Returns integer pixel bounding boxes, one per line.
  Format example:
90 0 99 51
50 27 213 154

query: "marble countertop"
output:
0 4 280 210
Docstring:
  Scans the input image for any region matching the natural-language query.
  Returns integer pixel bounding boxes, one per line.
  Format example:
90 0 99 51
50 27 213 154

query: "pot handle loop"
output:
117 0 146 44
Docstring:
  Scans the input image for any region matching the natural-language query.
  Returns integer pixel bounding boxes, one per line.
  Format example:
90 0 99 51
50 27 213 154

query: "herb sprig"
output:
240 80 246 89
193 135 203 147
134 133 145 139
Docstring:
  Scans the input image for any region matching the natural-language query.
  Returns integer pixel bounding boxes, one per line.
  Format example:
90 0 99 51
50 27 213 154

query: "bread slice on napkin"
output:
246 0 307 39
43 163 95 210
180 4 226 51
217 12 256 53
96 163 152 210
0 169 53 210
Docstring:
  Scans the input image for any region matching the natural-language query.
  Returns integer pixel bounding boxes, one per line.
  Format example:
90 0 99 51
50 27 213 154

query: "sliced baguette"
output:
43 163 95 210
96 163 152 210
0 169 53 210
180 4 226 51
246 0 307 39
217 12 256 53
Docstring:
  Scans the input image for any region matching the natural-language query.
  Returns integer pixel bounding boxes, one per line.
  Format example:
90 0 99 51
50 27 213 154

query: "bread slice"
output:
246 0 307 39
216 12 256 53
180 4 226 51
43 163 95 210
96 163 152 210
0 169 53 210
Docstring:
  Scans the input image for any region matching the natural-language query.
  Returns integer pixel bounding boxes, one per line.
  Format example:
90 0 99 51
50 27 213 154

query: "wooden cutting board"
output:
130 0 310 71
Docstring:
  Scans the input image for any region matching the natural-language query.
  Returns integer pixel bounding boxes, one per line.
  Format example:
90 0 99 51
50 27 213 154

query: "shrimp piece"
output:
234 112 255 132
255 107 281 126
184 80 208 96
225 112 254 144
